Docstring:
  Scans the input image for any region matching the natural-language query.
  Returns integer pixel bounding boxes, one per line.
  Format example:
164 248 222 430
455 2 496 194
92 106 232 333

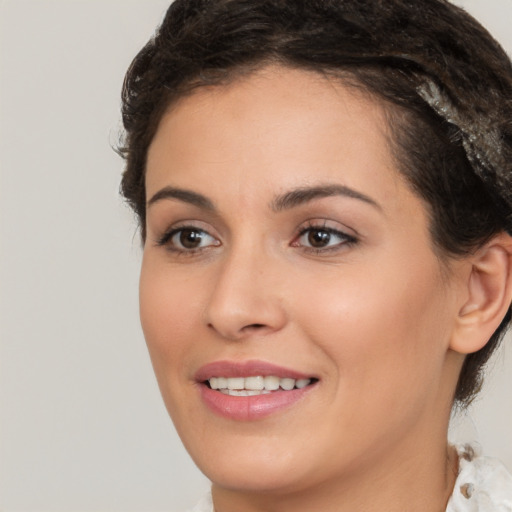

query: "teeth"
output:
280 378 295 391
227 377 244 390
245 376 264 390
208 376 312 392
225 389 272 396
296 379 310 389
264 376 280 390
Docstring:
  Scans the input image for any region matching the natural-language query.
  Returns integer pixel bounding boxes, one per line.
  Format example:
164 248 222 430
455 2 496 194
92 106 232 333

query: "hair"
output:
119 0 512 406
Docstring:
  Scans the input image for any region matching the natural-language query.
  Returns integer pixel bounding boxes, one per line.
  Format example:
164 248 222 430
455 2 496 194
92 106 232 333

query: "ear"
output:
450 233 512 355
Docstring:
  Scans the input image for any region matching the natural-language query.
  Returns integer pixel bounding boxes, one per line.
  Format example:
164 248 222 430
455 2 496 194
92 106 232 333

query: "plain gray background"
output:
0 1 511 511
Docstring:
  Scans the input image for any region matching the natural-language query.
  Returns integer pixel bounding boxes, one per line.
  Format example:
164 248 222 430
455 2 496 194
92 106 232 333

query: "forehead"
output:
145 65 407 212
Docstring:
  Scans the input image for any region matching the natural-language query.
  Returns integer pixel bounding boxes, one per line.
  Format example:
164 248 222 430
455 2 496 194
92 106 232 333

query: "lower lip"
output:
199 384 314 421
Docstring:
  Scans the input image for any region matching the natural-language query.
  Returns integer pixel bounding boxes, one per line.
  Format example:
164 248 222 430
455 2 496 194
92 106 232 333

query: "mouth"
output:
205 376 316 396
195 361 319 420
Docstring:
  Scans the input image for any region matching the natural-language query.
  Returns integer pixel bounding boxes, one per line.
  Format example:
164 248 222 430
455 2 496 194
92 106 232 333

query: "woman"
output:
119 0 512 510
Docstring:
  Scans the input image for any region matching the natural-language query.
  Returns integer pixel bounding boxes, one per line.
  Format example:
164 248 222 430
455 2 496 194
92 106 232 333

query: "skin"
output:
140 66 485 512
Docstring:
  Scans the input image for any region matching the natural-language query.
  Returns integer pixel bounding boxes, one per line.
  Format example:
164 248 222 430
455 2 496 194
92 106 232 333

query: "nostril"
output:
238 323 269 334
206 322 266 332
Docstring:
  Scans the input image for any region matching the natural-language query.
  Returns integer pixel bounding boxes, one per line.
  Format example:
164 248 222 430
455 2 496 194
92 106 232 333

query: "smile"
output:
196 361 318 420
208 376 313 395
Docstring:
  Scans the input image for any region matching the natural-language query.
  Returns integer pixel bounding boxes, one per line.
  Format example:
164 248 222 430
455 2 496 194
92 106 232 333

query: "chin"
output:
178 426 316 493
201 457 312 494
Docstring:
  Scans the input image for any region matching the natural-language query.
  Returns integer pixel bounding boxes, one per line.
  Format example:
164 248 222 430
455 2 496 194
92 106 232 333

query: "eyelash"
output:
156 225 219 254
292 223 358 254
155 222 358 255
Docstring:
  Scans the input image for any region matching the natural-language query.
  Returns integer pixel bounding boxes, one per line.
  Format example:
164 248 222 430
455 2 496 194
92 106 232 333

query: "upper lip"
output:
195 359 315 382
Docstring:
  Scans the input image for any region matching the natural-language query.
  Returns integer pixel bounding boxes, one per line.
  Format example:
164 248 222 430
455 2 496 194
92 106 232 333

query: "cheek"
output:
138 256 212 432
294 258 452 407
139 257 202 379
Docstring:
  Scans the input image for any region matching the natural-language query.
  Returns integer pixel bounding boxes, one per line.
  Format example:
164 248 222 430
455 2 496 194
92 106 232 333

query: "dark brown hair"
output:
119 0 512 406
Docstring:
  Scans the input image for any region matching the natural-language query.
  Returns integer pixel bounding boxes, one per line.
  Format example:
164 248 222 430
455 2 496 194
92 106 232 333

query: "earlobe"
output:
450 233 512 355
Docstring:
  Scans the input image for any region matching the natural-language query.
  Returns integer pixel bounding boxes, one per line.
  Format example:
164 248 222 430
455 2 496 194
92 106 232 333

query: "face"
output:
141 66 463 495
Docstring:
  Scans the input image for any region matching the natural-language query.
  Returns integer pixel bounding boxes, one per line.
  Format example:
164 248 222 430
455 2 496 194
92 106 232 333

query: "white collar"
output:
446 443 512 511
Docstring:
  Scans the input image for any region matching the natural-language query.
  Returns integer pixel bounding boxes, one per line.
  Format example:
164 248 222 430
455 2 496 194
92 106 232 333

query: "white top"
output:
190 444 512 512
446 444 512 511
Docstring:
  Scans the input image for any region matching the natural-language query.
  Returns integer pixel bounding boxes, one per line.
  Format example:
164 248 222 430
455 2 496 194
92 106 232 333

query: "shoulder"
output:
446 443 512 512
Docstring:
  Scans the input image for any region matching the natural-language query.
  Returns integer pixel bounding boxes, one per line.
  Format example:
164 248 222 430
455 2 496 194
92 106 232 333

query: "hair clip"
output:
417 79 512 232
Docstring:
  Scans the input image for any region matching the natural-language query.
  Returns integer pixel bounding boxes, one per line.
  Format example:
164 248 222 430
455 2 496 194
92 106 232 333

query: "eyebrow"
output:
147 186 215 210
146 183 381 213
270 184 381 212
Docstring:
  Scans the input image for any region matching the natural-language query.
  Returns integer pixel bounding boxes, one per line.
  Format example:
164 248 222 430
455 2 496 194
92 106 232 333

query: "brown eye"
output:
295 226 356 252
179 229 204 249
162 227 219 251
307 229 332 248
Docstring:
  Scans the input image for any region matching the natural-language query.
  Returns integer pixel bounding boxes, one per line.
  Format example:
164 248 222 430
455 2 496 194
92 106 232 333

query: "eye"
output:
293 226 357 251
157 226 220 252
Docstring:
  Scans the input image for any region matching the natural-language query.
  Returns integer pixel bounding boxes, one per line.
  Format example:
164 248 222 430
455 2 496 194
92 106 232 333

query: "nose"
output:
204 246 288 341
